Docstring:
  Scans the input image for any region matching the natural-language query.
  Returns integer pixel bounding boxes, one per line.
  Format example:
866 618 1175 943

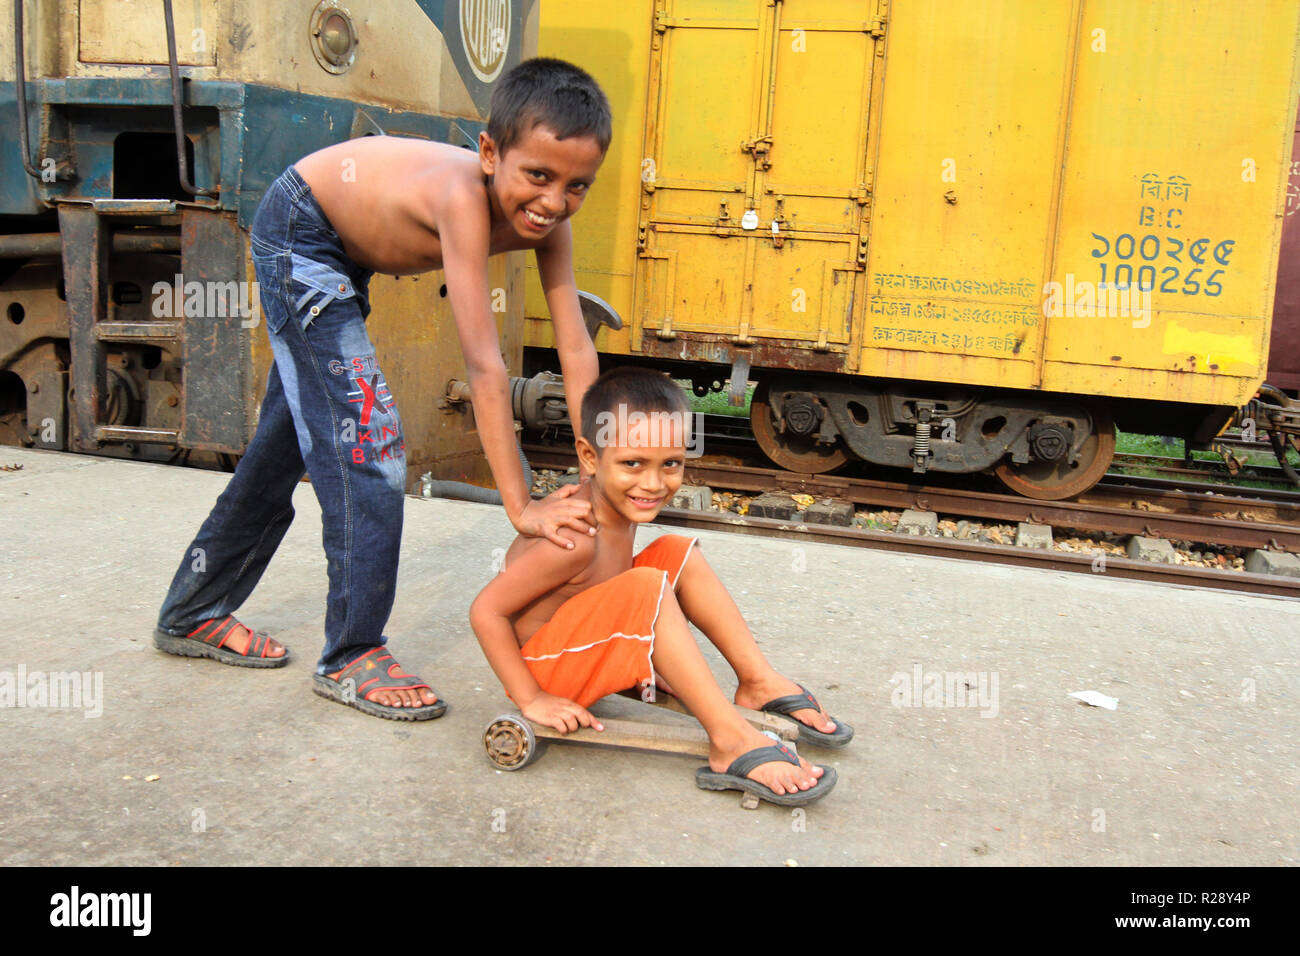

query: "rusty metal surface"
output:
94 425 178 444
109 232 182 254
0 342 65 451
179 209 250 453
522 445 1300 553
1086 478 1300 524
43 202 250 460
0 232 182 257
56 204 109 452
648 506 1300 600
749 379 848 473
94 320 182 343
638 331 849 373
1099 472 1300 507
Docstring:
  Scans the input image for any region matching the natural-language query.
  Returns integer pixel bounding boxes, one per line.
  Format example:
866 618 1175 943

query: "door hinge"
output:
653 0 670 33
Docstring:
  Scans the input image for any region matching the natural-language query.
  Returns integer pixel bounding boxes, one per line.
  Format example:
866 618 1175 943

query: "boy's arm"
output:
468 532 604 733
535 220 599 442
440 192 594 546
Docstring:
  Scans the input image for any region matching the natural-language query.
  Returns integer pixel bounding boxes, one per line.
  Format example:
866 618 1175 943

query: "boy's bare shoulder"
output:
349 137 487 228
505 521 598 582
428 156 491 222
297 136 469 189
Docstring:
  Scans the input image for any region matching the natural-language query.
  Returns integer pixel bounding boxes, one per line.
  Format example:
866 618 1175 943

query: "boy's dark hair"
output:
580 367 693 450
488 57 612 155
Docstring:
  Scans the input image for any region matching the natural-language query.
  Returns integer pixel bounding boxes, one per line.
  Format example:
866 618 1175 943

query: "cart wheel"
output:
484 713 539 771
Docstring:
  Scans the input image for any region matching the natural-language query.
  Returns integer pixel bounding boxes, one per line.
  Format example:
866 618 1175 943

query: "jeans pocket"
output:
289 253 358 331
249 238 291 335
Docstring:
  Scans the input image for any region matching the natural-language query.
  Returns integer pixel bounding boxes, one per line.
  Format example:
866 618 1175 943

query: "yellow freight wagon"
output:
525 0 1300 498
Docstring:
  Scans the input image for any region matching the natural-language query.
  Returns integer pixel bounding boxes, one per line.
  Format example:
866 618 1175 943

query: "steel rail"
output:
522 445 1300 554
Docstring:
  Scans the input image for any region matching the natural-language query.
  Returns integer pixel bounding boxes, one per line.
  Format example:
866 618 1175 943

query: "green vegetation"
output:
675 380 754 418
1113 430 1298 491
1115 429 1297 467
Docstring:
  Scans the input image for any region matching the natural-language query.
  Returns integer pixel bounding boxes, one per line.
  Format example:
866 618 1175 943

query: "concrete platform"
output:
1 446 1297 866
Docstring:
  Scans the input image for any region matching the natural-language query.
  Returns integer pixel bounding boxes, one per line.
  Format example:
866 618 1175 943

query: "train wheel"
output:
484 714 539 771
750 381 850 474
993 404 1116 500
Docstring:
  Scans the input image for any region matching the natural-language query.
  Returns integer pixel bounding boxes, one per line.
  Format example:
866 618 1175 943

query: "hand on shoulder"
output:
514 482 597 548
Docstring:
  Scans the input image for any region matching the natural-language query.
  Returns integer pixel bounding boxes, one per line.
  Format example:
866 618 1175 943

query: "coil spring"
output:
914 420 931 457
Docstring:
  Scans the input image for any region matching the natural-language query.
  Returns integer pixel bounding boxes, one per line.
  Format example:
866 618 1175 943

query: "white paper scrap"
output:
1069 691 1119 710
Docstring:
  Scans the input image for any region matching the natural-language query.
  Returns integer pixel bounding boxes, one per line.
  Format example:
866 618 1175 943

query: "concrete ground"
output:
0 446 1296 866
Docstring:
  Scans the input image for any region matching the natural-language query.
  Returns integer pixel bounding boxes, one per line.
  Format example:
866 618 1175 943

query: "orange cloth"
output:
518 534 697 708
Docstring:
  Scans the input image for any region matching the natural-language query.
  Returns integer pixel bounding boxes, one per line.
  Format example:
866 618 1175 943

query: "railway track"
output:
525 444 1298 548
519 417 1300 599
682 413 1300 491
699 412 1300 496
1110 451 1294 486
635 506 1300 600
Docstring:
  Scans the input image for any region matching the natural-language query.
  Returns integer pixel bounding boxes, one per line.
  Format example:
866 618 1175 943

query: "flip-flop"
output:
695 735 837 806
312 648 447 721
154 617 290 669
759 683 853 748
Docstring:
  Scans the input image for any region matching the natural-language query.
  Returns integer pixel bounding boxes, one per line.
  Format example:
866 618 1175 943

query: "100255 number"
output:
1091 232 1234 296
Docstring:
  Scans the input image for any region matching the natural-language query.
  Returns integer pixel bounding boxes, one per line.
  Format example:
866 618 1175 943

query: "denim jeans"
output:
157 166 406 674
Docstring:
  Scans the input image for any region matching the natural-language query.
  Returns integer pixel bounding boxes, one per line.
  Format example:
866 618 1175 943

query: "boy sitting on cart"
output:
470 367 852 805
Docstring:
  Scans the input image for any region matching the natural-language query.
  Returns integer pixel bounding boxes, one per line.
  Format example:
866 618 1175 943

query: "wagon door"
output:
634 0 881 360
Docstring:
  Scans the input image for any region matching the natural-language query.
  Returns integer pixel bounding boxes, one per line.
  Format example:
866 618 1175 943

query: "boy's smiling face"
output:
479 123 604 240
576 411 687 527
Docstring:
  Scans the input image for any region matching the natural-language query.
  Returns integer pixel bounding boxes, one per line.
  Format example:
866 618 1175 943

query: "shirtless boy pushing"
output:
155 59 609 720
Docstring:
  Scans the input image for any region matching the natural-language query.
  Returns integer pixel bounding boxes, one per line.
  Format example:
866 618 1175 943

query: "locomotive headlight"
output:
311 1 358 75
322 15 352 56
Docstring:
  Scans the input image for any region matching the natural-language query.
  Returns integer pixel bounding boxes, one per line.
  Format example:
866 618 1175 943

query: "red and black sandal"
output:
311 647 447 721
154 616 290 669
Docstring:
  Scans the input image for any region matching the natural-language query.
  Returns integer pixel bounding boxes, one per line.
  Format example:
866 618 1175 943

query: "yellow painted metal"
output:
521 0 651 358
864 0 1072 387
528 0 1300 410
1038 0 1300 407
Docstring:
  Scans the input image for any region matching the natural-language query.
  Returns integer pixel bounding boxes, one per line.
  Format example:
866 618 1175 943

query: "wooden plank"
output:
531 717 711 758
615 687 801 741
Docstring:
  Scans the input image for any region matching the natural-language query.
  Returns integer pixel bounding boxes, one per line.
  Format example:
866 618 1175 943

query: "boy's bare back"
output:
294 136 543 276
